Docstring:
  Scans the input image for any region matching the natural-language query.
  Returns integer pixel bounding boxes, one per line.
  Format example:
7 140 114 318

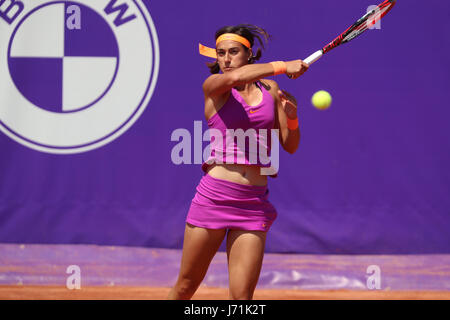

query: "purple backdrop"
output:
0 0 449 254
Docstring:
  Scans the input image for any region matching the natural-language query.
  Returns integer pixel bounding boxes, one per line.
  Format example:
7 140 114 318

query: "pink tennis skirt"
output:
186 173 278 232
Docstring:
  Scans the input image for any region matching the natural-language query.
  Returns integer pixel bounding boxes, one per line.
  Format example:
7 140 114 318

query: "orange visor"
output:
199 33 251 59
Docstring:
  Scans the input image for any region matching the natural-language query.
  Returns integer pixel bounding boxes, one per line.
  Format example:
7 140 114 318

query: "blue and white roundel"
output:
0 0 159 154
9 2 119 113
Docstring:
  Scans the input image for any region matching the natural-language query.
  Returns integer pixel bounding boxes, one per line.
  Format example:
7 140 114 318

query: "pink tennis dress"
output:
186 82 278 232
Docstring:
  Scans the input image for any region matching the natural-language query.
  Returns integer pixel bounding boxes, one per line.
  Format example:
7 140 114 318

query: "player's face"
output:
216 40 251 73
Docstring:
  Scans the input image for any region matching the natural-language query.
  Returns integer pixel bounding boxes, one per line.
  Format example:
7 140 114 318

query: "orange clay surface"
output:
1 285 449 300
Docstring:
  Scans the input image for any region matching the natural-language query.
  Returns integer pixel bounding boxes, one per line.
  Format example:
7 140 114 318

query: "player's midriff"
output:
206 163 268 187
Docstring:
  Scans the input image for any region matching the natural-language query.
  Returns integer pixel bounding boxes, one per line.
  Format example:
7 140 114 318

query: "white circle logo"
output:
0 0 159 154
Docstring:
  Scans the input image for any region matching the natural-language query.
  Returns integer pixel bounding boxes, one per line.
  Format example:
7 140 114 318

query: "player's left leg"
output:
226 229 267 300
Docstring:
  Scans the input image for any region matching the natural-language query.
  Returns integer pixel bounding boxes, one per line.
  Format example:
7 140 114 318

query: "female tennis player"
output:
167 24 308 300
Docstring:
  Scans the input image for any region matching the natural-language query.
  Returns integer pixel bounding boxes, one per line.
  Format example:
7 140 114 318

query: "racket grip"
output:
303 50 323 65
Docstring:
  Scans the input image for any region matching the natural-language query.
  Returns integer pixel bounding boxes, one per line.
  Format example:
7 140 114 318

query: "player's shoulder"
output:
259 79 280 101
259 79 280 91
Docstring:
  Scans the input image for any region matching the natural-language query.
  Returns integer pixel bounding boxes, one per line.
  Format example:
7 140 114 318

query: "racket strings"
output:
343 2 393 42
344 25 369 42
321 0 395 55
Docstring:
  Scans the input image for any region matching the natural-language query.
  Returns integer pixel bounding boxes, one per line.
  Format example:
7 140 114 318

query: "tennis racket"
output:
301 0 397 66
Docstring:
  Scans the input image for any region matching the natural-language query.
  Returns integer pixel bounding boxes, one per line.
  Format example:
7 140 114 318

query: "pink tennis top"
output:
201 82 278 178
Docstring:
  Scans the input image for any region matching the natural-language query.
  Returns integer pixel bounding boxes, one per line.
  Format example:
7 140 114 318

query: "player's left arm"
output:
264 79 300 154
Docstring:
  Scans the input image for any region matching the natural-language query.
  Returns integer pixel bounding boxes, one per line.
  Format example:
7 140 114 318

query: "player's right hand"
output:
285 59 309 79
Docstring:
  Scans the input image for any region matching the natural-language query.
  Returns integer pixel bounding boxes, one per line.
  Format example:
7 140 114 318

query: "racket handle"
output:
303 50 323 65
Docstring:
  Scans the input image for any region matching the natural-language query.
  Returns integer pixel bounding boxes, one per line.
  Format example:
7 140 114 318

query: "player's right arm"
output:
202 61 308 98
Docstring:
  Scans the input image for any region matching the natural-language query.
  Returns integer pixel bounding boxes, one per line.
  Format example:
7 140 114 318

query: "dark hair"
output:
207 24 271 74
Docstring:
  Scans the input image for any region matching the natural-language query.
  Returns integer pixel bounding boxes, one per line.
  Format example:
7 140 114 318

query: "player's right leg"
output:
167 223 227 300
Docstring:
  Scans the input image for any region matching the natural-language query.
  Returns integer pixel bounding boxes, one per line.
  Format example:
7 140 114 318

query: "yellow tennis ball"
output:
312 90 332 110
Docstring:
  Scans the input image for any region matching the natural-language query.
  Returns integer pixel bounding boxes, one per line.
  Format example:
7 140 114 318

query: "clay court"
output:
2 286 450 300
1 244 449 300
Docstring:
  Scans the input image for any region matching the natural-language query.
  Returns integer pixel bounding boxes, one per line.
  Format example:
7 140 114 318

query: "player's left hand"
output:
278 90 298 119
